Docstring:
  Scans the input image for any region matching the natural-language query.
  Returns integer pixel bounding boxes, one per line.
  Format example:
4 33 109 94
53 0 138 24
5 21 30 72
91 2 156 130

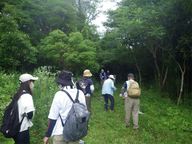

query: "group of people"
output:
11 69 140 144
100 69 140 130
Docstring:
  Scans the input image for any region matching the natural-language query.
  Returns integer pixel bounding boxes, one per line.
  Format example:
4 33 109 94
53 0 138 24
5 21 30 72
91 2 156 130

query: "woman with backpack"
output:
13 74 38 144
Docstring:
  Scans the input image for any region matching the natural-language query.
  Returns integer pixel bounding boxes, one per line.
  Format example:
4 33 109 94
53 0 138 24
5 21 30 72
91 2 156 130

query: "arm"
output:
99 73 102 80
27 111 33 119
111 80 117 91
90 85 94 93
121 82 127 100
43 119 57 144
121 87 126 100
104 72 107 79
44 94 60 144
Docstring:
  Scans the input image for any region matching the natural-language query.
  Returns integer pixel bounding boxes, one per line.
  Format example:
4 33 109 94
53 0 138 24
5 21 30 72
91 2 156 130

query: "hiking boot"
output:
133 128 139 131
109 109 114 111
126 126 129 128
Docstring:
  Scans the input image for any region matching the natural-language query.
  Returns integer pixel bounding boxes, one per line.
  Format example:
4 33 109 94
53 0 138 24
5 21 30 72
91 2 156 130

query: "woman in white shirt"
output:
13 74 38 144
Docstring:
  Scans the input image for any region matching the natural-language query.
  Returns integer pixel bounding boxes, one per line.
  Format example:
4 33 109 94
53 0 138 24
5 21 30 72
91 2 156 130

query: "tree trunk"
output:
134 56 142 87
153 53 163 91
177 72 185 106
162 66 169 88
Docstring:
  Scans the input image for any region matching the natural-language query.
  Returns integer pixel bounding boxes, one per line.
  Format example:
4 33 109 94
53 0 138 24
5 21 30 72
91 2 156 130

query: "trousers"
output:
53 135 80 144
125 96 140 129
13 129 30 144
104 94 114 110
85 96 91 115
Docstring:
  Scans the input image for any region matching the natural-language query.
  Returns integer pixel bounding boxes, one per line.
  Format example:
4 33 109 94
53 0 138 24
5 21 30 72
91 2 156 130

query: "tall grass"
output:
0 68 192 144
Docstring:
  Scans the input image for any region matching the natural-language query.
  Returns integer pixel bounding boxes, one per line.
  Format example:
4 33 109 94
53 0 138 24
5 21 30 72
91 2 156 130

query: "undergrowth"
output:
0 67 191 144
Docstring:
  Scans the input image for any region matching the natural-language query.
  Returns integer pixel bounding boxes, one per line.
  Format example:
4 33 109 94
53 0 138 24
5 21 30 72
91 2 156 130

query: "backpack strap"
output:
20 92 30 122
75 90 79 103
59 89 79 127
62 90 75 103
59 114 65 127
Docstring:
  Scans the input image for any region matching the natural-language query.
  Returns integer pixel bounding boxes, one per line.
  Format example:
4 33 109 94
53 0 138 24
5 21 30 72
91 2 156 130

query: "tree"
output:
0 4 37 71
39 29 99 74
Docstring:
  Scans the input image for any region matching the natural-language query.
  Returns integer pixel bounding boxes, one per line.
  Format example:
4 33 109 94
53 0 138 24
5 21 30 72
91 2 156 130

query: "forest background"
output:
0 0 192 143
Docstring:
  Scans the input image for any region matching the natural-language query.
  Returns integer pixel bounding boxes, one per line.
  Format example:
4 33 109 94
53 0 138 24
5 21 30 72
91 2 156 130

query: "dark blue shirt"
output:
99 72 107 80
83 77 93 95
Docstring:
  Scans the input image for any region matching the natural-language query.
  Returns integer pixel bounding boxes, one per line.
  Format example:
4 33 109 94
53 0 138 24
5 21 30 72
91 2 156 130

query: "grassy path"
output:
82 83 192 144
0 82 191 144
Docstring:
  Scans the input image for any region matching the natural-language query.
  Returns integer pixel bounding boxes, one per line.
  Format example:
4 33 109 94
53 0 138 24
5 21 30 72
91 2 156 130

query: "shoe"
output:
104 109 108 111
126 126 129 128
101 96 104 98
133 128 139 131
109 109 114 111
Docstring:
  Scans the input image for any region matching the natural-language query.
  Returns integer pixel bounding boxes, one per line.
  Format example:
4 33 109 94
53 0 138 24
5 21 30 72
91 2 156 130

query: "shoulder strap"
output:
75 90 79 103
62 90 75 103
61 89 79 103
60 89 79 127
60 89 74 127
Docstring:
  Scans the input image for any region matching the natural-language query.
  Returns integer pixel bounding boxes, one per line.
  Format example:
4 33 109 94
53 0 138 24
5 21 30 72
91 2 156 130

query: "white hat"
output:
109 75 115 80
19 74 38 83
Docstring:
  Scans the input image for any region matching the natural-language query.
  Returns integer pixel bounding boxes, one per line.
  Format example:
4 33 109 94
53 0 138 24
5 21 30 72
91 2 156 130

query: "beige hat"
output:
83 69 92 77
109 75 115 80
19 74 38 83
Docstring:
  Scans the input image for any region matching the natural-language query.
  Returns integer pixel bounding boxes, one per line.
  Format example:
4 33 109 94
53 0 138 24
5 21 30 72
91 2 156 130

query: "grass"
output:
0 68 192 144
82 83 192 144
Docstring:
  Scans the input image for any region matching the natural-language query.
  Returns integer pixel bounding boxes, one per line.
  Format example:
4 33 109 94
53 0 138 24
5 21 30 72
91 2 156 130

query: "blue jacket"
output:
102 78 117 96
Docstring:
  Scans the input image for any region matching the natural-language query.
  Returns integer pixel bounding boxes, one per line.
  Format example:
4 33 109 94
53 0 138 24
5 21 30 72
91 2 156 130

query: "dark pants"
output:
104 94 114 110
13 129 30 144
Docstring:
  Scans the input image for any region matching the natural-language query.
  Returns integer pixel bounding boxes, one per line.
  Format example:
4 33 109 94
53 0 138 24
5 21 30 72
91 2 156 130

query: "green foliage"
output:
0 4 37 71
39 30 100 73
0 71 192 143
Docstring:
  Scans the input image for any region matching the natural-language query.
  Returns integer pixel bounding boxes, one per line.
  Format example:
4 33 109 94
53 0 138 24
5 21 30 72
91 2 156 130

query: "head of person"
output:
127 73 134 80
14 74 38 99
83 69 92 77
54 70 74 89
109 75 115 81
107 70 109 73
101 69 104 73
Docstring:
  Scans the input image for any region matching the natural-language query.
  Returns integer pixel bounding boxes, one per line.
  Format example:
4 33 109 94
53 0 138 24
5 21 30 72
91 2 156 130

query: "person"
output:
13 74 38 144
43 70 86 144
80 69 94 115
99 69 107 87
106 70 110 79
121 73 140 130
102 75 117 111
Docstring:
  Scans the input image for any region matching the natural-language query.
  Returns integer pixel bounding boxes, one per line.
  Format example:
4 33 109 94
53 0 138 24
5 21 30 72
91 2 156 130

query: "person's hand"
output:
122 95 126 100
43 137 50 144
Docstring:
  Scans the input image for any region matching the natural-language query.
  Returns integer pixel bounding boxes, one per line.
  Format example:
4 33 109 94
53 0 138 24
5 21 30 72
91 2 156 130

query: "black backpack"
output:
0 93 27 138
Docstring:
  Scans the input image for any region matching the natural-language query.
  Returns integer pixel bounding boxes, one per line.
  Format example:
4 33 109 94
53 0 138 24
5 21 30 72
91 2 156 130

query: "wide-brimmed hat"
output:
127 73 134 78
109 75 115 80
83 69 92 77
54 70 73 85
19 74 38 83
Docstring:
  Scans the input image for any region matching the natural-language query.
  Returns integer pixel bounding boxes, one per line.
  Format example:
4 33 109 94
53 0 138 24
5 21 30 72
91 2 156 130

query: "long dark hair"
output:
13 81 33 100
